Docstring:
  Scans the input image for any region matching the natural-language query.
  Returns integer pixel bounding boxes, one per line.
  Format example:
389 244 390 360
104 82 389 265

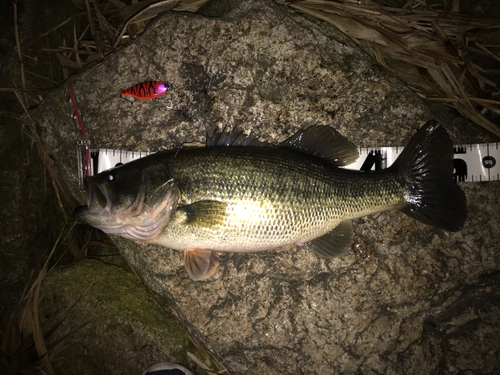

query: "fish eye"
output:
108 174 114 181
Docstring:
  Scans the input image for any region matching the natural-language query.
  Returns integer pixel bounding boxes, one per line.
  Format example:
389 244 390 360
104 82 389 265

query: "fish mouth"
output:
73 180 180 242
86 179 114 213
73 205 91 221
73 177 125 228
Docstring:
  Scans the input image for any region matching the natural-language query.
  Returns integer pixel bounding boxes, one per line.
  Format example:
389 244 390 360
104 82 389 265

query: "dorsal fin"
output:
206 128 269 147
280 126 359 166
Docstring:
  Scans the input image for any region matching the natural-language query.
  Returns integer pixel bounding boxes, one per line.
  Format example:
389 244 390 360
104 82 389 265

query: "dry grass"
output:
19 0 210 78
0 224 89 375
12 89 79 218
278 0 500 135
187 335 229 374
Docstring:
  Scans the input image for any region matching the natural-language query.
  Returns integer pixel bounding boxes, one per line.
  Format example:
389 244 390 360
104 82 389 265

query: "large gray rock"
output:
33 0 500 373
39 259 200 375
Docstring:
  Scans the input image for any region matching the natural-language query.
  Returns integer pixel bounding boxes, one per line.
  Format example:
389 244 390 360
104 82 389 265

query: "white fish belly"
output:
153 199 343 252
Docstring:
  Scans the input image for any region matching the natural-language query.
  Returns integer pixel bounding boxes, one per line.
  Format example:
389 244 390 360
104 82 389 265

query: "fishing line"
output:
66 85 90 189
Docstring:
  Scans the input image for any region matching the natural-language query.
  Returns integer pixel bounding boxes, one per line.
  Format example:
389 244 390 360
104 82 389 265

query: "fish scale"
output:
153 147 406 252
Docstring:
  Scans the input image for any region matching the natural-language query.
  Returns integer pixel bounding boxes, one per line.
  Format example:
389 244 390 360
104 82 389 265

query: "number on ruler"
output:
482 156 496 169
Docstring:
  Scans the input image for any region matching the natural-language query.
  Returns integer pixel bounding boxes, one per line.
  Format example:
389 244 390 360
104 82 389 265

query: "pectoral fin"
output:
176 200 229 228
305 220 353 258
184 247 220 280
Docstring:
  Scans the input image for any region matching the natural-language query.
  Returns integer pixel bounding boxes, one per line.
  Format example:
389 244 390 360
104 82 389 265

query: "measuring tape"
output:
79 143 499 188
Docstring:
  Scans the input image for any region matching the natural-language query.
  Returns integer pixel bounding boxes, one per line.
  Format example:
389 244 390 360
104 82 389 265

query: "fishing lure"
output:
121 81 171 100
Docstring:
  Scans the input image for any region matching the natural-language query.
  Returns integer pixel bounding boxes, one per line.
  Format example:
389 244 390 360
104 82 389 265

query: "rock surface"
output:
32 0 500 373
39 259 199 375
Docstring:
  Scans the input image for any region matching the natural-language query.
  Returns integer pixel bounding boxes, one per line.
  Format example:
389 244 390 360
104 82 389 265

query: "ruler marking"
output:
487 143 490 181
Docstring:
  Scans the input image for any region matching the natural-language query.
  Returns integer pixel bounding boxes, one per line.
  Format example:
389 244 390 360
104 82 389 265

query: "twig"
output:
13 3 27 105
108 0 163 25
0 87 49 93
22 53 38 62
79 25 91 42
64 24 91 62
56 53 83 70
52 177 69 222
25 70 61 86
480 102 500 116
475 42 500 63
423 96 458 102
110 0 127 8
22 12 86 49
84 0 104 53
73 24 82 69
468 97 500 105
187 351 220 373
113 0 179 49
173 0 211 12
41 47 94 54
187 335 228 374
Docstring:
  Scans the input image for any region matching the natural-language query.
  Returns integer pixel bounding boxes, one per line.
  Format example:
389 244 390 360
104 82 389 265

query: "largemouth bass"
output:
74 121 466 280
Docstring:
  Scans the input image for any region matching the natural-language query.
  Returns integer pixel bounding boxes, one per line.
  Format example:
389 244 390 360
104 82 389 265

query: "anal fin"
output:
184 248 220 281
305 220 353 258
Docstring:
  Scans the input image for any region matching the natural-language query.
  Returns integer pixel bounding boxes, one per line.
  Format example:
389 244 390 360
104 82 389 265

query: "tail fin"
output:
391 121 466 232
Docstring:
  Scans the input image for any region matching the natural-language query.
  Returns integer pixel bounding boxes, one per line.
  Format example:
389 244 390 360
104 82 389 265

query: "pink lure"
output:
121 81 171 100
